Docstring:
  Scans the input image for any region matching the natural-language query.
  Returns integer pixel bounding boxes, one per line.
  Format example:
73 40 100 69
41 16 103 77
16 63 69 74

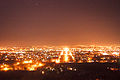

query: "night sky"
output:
0 0 120 46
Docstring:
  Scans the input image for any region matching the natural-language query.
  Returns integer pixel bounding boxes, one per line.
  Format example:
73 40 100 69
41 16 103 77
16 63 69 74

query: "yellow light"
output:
5 58 9 61
51 59 56 62
29 60 32 63
0 65 4 68
17 62 20 65
42 71 45 74
32 64 37 67
38 63 44 67
55 59 60 64
23 61 29 64
3 67 9 71
64 48 69 52
64 53 68 62
67 67 73 70
69 52 75 60
64 48 69 62
28 67 35 71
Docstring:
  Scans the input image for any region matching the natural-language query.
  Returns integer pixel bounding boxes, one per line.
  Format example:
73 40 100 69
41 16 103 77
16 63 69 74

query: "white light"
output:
64 48 69 52
102 53 109 55
112 52 119 55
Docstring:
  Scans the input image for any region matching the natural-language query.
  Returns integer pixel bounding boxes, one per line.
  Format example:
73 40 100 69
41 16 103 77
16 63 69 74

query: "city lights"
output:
0 46 119 71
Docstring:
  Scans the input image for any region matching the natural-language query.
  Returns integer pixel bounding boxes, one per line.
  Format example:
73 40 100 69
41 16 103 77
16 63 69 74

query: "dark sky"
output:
0 0 120 46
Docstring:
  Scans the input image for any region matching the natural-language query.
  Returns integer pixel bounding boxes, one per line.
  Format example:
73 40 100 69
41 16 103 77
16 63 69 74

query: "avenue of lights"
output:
0 46 120 71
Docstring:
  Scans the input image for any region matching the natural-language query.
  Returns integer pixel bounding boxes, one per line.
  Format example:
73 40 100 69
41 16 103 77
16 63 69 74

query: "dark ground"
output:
0 63 120 80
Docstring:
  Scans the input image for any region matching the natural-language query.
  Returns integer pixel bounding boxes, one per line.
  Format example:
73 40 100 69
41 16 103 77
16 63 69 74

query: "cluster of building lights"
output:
0 60 44 71
0 46 119 71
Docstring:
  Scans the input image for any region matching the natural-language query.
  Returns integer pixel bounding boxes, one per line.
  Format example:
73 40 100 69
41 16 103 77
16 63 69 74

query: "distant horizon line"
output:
0 44 120 48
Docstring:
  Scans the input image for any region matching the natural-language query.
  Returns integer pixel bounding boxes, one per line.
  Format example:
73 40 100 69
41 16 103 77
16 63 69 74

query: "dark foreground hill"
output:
0 63 120 80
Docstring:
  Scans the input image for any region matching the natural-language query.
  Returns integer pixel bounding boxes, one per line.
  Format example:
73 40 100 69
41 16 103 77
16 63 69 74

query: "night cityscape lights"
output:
0 46 119 72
